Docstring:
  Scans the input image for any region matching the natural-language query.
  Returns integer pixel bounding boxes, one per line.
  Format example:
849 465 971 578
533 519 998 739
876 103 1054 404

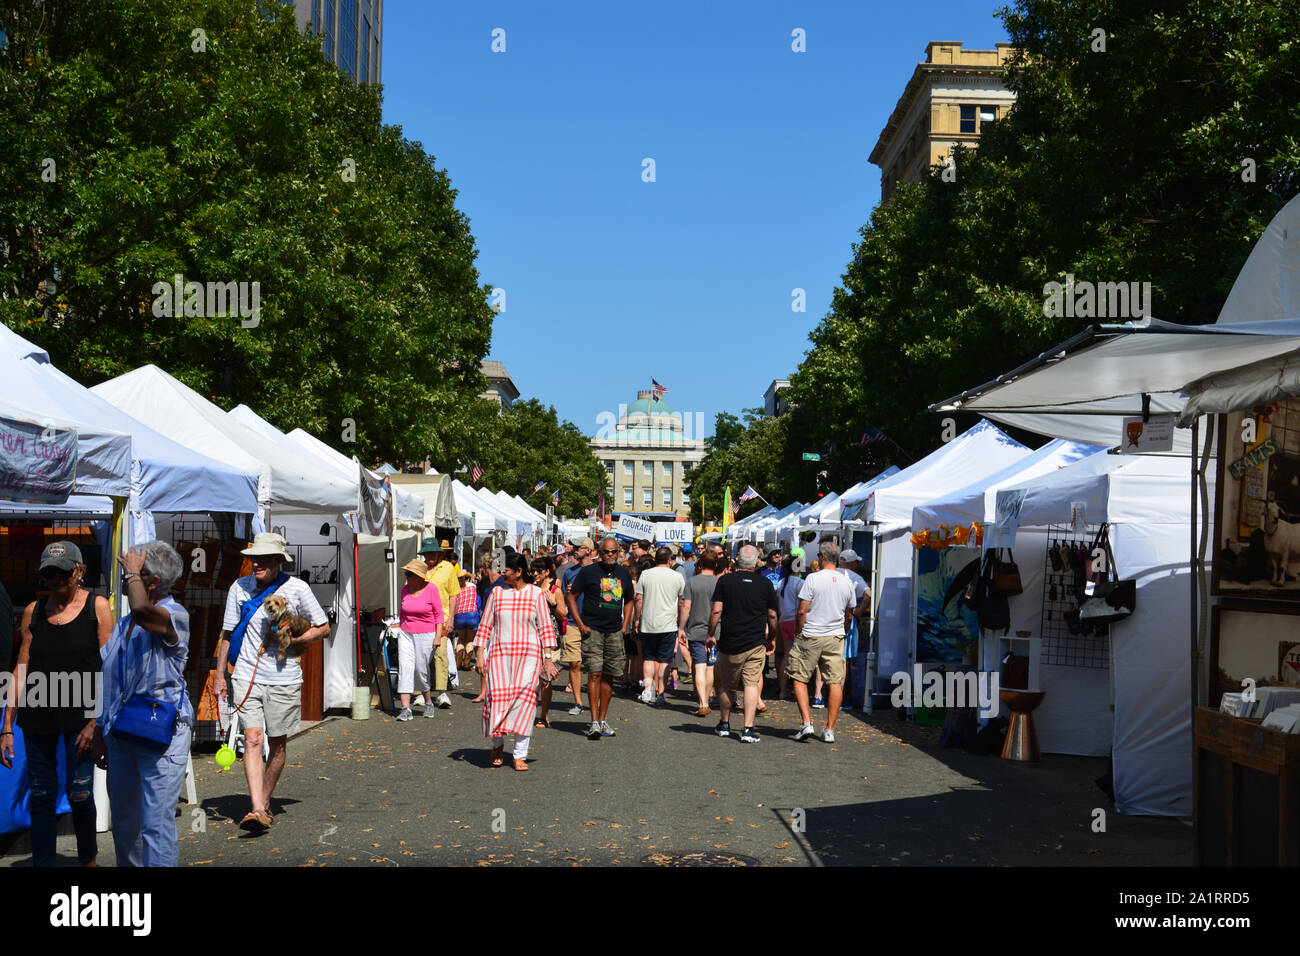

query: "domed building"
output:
589 389 706 520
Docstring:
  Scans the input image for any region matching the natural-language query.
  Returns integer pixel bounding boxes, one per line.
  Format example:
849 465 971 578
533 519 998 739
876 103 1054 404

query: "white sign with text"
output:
655 522 693 543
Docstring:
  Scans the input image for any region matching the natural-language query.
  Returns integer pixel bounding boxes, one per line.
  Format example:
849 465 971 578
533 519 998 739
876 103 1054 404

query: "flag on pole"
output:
597 487 606 522
551 489 560 507
651 378 668 401
737 486 759 505
470 460 484 483
858 427 886 446
533 480 547 492
722 486 734 538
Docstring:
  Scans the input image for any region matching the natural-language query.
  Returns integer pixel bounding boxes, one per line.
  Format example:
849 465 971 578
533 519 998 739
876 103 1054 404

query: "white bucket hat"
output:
241 532 294 566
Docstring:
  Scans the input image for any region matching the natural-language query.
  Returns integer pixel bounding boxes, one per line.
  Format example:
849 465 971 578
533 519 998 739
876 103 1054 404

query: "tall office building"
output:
870 42 1017 202
291 0 383 85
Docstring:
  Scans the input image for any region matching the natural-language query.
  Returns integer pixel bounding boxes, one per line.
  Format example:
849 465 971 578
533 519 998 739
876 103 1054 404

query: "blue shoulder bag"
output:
226 571 290 667
112 615 184 750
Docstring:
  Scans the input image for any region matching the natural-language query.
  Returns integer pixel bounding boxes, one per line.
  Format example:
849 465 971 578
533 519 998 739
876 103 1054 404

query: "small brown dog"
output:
262 595 312 662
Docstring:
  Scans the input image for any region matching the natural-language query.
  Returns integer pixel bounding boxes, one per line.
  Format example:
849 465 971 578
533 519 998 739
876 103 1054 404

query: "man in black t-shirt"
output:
568 536 635 740
707 545 778 743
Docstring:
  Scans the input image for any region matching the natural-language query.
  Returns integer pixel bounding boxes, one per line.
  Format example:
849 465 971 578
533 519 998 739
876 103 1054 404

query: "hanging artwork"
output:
1213 402 1300 599
915 546 982 664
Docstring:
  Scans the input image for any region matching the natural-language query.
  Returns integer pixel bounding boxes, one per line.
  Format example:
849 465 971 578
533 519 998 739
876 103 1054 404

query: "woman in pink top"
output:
395 559 444 721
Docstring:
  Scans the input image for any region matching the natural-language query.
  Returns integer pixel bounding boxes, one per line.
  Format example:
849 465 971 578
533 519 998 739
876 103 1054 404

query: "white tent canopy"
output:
859 420 1031 532
993 452 1198 817
912 439 1105 531
92 365 355 516
452 481 518 535
283 427 423 526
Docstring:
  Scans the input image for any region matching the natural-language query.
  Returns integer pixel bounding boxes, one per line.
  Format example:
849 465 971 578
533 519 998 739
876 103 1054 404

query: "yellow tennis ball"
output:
215 745 236 769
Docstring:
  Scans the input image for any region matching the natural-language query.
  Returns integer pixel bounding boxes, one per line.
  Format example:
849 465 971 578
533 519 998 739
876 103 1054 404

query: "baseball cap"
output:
840 549 861 563
39 540 82 573
572 536 594 549
763 548 782 560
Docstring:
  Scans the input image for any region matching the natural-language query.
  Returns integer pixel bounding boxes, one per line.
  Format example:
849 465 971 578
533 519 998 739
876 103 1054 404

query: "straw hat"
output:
241 532 294 566
400 559 430 580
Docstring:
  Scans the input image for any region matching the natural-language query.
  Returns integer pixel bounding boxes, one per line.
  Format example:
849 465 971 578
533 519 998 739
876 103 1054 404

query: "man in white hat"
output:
214 533 330 833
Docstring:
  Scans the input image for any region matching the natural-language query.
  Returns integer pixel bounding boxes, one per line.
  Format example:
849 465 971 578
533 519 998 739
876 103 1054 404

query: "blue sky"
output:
381 1 1009 439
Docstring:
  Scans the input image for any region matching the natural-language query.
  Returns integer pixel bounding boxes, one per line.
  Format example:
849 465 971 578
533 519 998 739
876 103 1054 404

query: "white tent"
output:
451 481 509 536
863 421 1031 696
741 502 803 544
92 365 356 518
280 425 423 526
453 481 522 535
912 439 1106 532
490 491 536 534
993 451 1200 817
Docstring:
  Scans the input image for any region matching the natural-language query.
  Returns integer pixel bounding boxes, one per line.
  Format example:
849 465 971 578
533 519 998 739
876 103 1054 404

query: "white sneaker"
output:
821 728 836 743
396 707 413 722
793 722 816 741
436 693 452 709
568 704 584 715
639 689 656 704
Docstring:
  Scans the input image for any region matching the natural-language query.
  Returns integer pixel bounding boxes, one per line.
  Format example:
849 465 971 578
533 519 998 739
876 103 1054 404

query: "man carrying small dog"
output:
214 533 329 833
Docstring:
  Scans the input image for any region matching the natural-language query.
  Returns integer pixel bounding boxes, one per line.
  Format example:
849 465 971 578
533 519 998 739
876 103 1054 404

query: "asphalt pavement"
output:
2 675 1192 867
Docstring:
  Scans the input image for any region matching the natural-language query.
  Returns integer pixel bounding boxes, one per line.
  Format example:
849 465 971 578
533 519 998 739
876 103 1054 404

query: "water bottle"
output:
706 644 718 666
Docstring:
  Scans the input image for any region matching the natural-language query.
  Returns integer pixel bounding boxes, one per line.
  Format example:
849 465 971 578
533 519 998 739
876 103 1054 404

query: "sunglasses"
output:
39 568 71 583
600 549 619 555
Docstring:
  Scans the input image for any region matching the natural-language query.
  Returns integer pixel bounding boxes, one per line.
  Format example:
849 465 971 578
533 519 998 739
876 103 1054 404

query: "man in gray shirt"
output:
677 553 718 717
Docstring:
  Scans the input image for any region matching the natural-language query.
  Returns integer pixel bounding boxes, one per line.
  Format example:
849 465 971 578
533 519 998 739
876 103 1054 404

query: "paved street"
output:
4 678 1192 867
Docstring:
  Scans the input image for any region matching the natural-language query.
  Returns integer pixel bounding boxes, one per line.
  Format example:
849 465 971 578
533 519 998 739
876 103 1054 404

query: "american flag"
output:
858 427 886 446
534 480 547 493
551 489 559 507
597 487 606 521
651 378 667 401
584 508 595 518
737 486 759 505
470 459 484 482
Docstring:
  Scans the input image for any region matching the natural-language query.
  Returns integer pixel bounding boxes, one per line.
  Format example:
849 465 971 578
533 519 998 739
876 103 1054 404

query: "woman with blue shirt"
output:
97 540 191 867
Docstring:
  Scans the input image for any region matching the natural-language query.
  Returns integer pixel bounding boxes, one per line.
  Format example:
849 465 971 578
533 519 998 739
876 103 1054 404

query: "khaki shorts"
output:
582 629 625 677
785 633 846 684
230 679 302 738
716 644 767 692
560 628 583 664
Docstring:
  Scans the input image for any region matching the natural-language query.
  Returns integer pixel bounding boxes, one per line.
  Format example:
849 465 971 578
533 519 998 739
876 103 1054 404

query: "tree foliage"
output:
0 0 495 464
474 399 606 518
789 0 1300 471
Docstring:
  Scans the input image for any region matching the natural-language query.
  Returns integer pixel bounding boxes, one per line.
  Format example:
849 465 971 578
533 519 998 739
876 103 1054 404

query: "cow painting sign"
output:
0 416 78 504
1214 403 1300 599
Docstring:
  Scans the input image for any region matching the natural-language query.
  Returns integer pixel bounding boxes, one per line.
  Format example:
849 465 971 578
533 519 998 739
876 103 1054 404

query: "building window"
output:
662 461 672 478
643 461 653 479
623 461 633 477
643 489 652 506
623 488 633 506
604 460 614 475
960 105 976 134
684 461 694 472
682 492 691 505
360 15 370 83
338 0 358 78
662 490 672 507
322 0 336 59
980 105 997 125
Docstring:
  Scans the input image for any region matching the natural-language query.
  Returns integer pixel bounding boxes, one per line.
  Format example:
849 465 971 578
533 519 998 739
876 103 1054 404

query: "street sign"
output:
801 452 821 461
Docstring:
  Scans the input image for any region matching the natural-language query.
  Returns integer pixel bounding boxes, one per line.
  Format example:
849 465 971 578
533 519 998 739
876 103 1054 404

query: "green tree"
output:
473 399 606 518
791 0 1300 467
0 0 495 464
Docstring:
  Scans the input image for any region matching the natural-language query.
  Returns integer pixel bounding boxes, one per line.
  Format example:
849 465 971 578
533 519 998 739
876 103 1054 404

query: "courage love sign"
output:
0 416 79 504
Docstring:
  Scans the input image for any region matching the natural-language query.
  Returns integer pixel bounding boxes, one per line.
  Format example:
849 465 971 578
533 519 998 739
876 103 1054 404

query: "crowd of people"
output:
0 526 871 865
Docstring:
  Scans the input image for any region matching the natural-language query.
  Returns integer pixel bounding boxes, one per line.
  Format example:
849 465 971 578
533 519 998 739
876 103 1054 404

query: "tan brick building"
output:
870 41 1018 202
588 391 705 520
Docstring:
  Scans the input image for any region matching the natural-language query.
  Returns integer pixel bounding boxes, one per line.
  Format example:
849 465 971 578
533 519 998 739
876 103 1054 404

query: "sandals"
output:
513 758 529 772
239 810 272 833
534 717 550 729
490 745 505 767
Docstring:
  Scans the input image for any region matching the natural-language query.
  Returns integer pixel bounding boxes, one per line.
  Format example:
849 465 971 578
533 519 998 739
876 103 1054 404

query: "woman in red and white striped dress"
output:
474 553 558 771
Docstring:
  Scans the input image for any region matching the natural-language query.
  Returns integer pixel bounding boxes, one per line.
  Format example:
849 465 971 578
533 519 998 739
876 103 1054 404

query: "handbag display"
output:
989 548 1023 596
111 618 184 750
1076 524 1136 625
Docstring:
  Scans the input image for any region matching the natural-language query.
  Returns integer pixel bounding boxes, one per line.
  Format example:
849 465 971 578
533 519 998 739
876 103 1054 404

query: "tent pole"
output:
109 496 126 618
353 534 362 680
1190 417 1198 719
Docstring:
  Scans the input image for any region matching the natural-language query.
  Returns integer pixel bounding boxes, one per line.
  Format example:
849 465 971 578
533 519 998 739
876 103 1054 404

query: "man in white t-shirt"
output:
635 547 686 705
788 541 856 743
214 533 330 833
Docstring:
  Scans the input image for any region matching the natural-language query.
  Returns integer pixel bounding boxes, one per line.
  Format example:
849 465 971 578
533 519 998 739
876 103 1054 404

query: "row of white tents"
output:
0 324 551 711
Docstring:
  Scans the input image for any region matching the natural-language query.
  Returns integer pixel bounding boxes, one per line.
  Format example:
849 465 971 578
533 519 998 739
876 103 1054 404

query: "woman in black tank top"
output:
0 541 111 867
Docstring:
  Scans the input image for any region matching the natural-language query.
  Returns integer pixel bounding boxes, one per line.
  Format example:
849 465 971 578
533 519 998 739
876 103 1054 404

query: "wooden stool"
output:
999 689 1045 762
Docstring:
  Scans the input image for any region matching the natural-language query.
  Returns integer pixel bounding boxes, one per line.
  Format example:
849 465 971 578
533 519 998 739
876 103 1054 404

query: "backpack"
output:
964 551 1010 633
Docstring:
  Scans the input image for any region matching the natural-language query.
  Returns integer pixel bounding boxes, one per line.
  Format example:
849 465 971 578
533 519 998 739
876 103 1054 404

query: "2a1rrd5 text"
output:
1119 891 1249 905
151 274 260 327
